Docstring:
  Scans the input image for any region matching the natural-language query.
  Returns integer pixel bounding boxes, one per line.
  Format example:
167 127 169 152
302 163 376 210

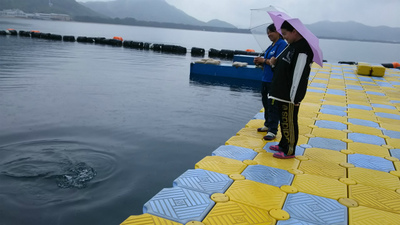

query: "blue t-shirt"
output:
262 38 287 82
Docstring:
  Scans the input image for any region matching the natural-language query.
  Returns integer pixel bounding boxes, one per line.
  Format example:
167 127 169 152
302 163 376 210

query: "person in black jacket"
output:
268 20 314 159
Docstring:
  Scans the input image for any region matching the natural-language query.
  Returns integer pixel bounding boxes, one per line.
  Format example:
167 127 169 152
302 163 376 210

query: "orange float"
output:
113 36 123 41
246 49 255 52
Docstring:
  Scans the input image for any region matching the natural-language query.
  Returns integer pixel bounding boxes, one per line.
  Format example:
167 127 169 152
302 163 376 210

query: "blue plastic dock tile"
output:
330 75 344 79
325 89 346 96
348 154 395 172
279 192 347 225
314 78 329 81
308 89 325 93
212 145 258 161
143 187 214 224
319 108 347 117
348 133 386 145
361 82 377 86
376 82 394 87
315 120 347 130
346 85 363 90
375 112 400 120
383 130 400 139
391 82 400 85
308 137 346 151
358 77 374 82
300 144 313 149
347 118 379 128
347 104 373 111
391 100 400 104
309 83 327 88
371 104 397 110
366 91 385 96
253 112 264 120
390 149 400 160
263 142 305 156
321 105 347 111
172 169 233 195
242 165 294 187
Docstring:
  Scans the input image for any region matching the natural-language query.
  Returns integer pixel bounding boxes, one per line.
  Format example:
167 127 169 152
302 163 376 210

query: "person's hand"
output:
270 57 277 66
254 57 265 65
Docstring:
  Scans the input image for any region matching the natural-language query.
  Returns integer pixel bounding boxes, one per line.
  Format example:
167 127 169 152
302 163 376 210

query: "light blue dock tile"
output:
366 91 386 96
308 137 346 151
308 89 325 93
348 118 379 128
314 78 329 81
361 82 377 86
278 192 347 225
390 149 400 160
253 112 264 120
326 89 346 96
330 75 344 79
348 133 386 145
358 77 374 82
315 120 347 130
376 82 394 87
310 83 327 88
212 145 257 161
371 104 397 110
173 169 233 195
321 105 347 111
320 108 347 117
263 142 305 156
391 82 400 85
375 112 400 120
347 104 373 111
383 130 400 139
391 100 400 104
346 85 363 90
348 154 395 172
143 187 214 224
242 165 294 187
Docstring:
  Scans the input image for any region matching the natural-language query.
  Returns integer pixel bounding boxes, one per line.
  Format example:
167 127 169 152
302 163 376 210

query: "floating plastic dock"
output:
121 63 400 225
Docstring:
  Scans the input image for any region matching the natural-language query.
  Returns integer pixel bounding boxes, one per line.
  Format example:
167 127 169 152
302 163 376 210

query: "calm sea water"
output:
0 18 399 225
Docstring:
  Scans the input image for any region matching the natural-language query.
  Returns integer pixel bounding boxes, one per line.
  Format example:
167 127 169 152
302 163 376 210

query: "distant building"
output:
0 9 71 21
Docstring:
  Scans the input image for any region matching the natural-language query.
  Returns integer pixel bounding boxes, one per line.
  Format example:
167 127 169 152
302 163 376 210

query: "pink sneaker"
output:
273 151 295 159
269 145 283 152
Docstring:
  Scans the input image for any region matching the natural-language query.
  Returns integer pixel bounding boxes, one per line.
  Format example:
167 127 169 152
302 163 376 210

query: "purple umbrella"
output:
267 11 324 67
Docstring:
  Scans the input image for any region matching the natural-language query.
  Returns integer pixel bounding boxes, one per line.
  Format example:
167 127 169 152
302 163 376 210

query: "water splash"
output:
56 162 97 189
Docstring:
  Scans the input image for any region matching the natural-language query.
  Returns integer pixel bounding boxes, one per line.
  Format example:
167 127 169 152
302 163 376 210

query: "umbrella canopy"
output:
267 11 324 67
249 6 289 52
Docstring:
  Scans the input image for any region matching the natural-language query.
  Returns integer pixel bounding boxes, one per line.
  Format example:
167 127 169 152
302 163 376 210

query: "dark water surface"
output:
1 18 399 225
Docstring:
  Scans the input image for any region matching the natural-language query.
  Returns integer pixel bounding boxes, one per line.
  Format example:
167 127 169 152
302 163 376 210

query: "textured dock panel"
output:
279 192 347 225
311 128 347 140
298 160 346 179
348 154 395 172
225 180 287 211
390 149 400 159
292 174 347 199
236 127 269 139
244 119 264 128
172 169 233 195
242 165 294 187
253 152 300 171
263 142 305 156
347 142 390 157
387 138 400 148
348 133 386 145
202 201 275 225
349 184 400 214
225 135 265 150
349 206 400 225
195 156 247 175
383 130 400 139
347 124 383 136
347 118 380 128
120 214 182 225
348 167 400 191
211 145 257 161
308 137 347 151
303 148 346 163
315 120 347 130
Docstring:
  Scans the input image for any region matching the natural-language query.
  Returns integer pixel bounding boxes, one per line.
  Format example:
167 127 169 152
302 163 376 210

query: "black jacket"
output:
269 38 314 104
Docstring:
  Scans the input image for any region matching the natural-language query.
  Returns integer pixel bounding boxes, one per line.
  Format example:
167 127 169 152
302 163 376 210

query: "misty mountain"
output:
81 0 237 28
0 0 104 18
308 21 400 43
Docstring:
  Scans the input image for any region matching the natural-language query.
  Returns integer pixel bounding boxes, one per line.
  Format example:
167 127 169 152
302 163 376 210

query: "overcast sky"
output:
79 0 400 28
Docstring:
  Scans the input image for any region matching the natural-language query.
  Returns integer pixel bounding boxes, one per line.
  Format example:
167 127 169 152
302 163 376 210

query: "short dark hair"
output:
281 21 295 32
267 23 277 33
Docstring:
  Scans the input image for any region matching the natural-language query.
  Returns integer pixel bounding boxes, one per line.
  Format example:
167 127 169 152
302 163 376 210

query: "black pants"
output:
277 101 299 156
261 82 279 134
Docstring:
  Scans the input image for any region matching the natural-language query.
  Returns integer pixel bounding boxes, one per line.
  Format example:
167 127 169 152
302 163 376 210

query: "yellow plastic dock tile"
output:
244 119 264 129
380 122 400 132
195 156 247 175
225 180 287 211
316 113 348 123
120 214 182 225
347 124 383 136
297 116 316 126
347 109 378 121
202 201 275 225
253 152 300 171
349 184 400 214
236 127 267 139
349 206 400 225
347 142 390 157
292 174 347 200
298 160 346 179
377 117 400 126
311 127 347 140
297 135 309 145
303 148 347 164
387 138 400 149
348 167 400 191
225 136 265 150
